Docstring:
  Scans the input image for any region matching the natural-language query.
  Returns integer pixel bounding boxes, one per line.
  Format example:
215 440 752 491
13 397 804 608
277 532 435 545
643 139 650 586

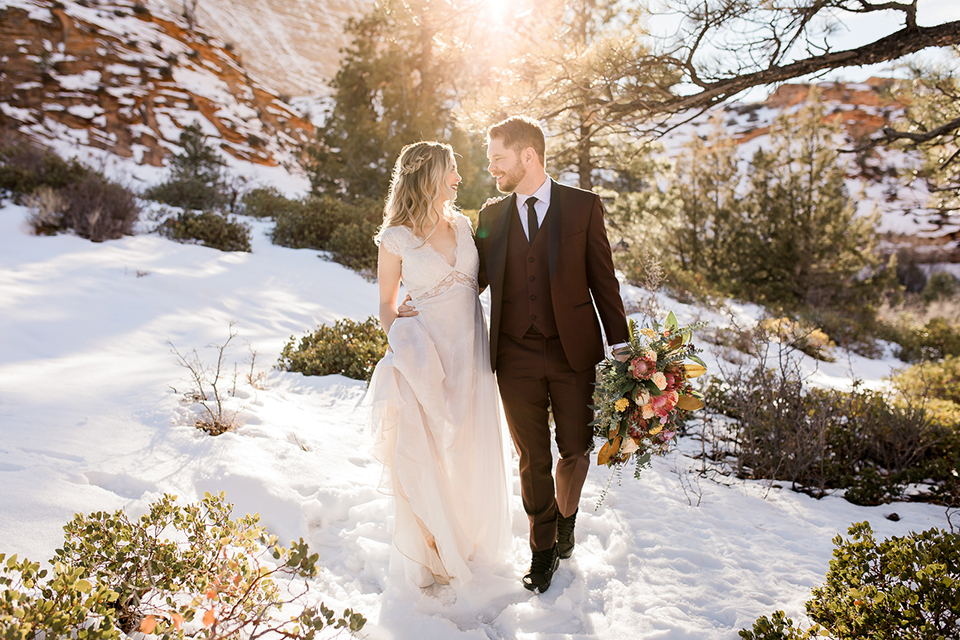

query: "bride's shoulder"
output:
452 211 475 231
378 224 413 254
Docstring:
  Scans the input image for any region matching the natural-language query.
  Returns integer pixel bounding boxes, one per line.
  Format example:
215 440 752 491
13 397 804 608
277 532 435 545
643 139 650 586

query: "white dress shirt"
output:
515 177 552 240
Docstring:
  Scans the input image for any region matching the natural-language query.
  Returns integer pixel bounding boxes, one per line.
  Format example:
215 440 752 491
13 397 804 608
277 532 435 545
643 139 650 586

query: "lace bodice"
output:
378 214 479 300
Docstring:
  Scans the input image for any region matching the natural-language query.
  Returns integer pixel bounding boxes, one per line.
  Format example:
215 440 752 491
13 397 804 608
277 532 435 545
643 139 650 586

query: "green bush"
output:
241 186 300 219
157 210 252 252
921 271 960 305
270 196 379 274
0 136 90 198
143 123 230 211
278 316 387 382
886 316 960 362
741 522 960 640
270 196 358 249
326 219 379 273
0 492 366 637
0 555 121 639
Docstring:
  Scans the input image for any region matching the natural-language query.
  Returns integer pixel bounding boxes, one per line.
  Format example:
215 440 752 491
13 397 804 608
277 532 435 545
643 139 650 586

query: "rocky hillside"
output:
151 0 371 97
0 0 315 170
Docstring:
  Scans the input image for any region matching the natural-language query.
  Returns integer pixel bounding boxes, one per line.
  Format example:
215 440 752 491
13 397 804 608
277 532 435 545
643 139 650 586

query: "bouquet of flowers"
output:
592 311 707 478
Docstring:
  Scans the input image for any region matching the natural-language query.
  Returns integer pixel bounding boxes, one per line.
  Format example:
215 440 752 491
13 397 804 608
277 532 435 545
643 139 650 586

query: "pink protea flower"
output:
664 368 683 392
629 350 657 379
649 390 679 419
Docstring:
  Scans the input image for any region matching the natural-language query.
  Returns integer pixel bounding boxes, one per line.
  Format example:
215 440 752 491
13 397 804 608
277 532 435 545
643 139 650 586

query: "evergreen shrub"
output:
270 196 357 248
0 136 90 197
241 186 300 219
157 210 251 252
922 271 960 305
740 522 960 640
270 196 379 275
1 493 366 637
143 123 230 211
278 316 387 382
326 219 379 273
886 316 960 362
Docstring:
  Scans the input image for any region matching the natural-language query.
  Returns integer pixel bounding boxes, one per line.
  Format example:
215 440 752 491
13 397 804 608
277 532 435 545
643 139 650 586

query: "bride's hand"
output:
397 294 418 318
483 196 505 209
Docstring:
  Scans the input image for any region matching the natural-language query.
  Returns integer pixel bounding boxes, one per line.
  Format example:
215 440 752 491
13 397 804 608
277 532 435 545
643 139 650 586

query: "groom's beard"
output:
495 162 527 193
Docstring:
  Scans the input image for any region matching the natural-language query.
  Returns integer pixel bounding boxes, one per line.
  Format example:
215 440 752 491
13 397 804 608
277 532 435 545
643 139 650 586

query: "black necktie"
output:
525 197 538 244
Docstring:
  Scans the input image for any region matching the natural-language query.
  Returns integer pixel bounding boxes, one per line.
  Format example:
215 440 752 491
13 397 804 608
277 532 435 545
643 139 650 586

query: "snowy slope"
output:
0 194 950 638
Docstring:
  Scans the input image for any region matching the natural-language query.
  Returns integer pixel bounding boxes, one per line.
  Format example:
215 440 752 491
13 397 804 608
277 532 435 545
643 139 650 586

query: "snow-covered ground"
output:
0 193 950 639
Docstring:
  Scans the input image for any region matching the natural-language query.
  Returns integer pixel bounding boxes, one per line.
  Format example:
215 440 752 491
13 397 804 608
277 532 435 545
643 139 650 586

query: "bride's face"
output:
441 160 461 204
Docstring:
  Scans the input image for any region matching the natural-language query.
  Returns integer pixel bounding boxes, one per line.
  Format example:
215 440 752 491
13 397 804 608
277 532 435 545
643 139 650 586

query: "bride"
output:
367 141 512 587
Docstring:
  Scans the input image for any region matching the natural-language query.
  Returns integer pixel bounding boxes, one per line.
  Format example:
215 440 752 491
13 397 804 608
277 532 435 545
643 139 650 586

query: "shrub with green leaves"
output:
740 522 960 640
886 316 960 362
270 196 379 274
279 316 387 382
921 271 960 305
1 493 366 638
0 555 121 639
158 210 252 252
0 135 90 198
241 186 300 219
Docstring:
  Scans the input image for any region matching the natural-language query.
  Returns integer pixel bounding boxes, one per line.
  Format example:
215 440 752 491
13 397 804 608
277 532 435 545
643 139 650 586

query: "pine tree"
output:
735 92 881 308
306 0 490 207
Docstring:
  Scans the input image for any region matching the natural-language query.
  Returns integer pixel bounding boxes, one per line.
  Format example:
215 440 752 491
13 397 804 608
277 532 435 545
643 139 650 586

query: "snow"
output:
66 104 104 119
0 182 950 638
55 70 102 91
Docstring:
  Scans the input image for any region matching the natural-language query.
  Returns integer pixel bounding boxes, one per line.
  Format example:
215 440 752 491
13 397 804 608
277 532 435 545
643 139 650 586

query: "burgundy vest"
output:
500 211 558 338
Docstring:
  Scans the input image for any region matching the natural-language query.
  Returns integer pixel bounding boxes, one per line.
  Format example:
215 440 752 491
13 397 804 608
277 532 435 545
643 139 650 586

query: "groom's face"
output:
487 137 526 194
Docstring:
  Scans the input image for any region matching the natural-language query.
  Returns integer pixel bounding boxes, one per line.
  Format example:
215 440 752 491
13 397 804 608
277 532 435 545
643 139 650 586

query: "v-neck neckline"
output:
420 217 459 269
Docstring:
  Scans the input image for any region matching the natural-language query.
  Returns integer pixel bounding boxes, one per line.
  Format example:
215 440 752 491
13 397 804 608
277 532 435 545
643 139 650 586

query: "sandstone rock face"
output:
151 0 371 97
0 0 316 168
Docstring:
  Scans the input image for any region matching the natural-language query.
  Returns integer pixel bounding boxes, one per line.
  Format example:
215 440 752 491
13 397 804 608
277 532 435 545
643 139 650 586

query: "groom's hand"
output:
482 195 505 209
397 294 418 317
612 345 631 363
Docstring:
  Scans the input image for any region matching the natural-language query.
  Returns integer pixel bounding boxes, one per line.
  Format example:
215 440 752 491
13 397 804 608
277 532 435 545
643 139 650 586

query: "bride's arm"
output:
378 243 402 335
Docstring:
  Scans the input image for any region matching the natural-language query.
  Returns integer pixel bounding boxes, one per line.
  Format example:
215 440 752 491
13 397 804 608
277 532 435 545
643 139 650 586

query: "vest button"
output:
530 295 536 300
528 257 535 262
531 315 537 320
529 276 535 281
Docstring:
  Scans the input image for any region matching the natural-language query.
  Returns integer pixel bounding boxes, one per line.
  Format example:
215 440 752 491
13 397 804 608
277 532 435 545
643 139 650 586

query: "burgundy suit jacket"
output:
476 179 629 373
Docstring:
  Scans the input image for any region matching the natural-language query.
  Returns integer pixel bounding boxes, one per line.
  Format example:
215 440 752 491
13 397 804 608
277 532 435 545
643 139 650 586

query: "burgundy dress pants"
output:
496 330 596 552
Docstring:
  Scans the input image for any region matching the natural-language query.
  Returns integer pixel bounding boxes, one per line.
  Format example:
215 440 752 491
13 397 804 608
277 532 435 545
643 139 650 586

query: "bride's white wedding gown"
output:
368 213 512 587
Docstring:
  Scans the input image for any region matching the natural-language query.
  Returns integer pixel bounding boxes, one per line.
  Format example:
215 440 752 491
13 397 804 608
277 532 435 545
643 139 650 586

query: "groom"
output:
476 116 629 593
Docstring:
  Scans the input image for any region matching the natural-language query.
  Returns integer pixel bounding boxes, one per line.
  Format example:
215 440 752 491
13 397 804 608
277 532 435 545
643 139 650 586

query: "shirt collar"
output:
515 177 551 207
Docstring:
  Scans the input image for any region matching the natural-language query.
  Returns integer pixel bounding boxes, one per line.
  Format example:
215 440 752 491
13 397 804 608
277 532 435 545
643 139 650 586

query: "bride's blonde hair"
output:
376 141 455 243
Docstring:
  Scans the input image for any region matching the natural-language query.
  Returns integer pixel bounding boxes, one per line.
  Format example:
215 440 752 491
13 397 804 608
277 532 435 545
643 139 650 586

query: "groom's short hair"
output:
488 116 545 166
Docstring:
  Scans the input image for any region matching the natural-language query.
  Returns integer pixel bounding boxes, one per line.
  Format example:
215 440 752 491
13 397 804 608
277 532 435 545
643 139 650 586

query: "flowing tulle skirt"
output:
368 282 512 587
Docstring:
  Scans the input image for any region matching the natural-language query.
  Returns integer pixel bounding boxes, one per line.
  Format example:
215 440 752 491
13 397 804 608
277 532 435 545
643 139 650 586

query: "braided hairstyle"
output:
376 141 455 245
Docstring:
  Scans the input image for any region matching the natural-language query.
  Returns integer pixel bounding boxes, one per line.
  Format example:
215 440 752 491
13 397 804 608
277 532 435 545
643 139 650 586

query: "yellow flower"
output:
641 403 654 419
640 328 657 339
648 423 663 436
614 397 630 412
652 371 667 390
